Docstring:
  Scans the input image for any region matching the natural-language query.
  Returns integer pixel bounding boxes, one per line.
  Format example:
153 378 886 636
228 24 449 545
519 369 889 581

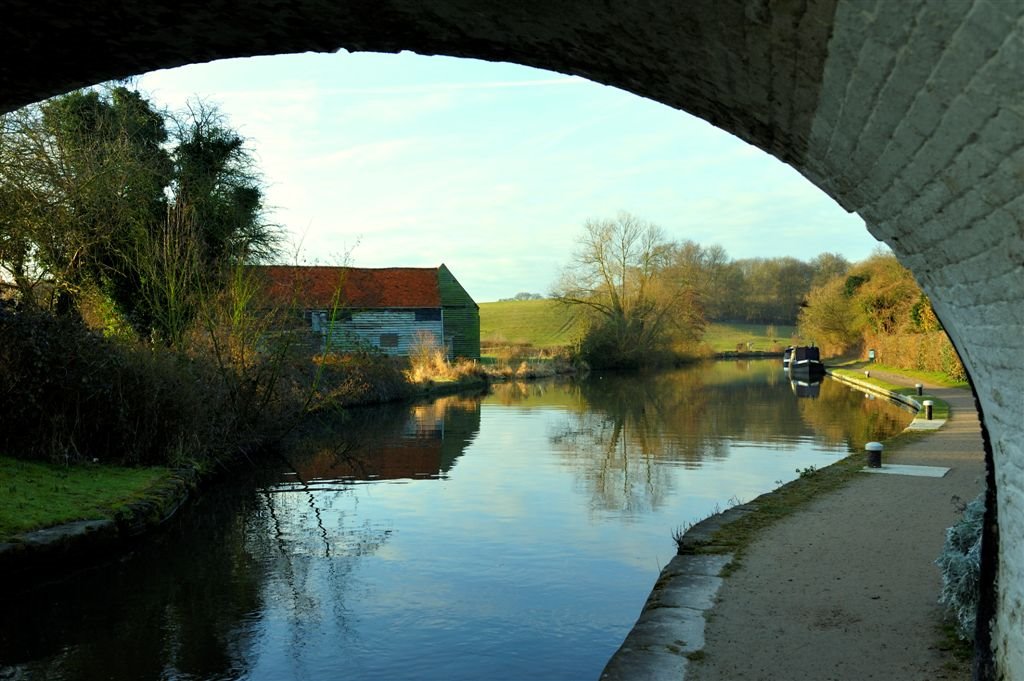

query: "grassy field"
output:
0 456 170 541
702 322 798 352
479 299 585 348
479 299 798 353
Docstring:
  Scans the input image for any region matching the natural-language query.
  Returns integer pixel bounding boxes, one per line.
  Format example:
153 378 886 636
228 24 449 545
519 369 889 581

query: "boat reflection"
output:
789 376 823 398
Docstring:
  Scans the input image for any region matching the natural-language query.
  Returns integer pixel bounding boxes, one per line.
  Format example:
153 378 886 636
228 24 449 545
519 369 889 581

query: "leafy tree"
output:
797 277 862 352
0 89 172 312
735 257 815 324
499 292 544 301
170 102 277 266
0 86 280 345
798 250 964 379
552 212 704 367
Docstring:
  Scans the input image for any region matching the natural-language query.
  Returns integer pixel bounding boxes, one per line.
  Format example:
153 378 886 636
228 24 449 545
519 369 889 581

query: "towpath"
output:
687 372 984 681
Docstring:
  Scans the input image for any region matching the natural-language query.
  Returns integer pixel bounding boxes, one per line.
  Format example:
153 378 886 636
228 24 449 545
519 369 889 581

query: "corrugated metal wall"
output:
437 265 480 360
314 309 443 356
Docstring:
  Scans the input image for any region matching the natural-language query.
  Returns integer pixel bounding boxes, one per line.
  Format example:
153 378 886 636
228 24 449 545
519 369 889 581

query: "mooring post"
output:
916 383 923 396
866 441 883 468
865 370 870 378
923 400 934 420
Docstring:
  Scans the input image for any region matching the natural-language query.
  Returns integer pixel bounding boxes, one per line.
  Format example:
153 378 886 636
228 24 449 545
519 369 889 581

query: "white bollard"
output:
866 442 883 468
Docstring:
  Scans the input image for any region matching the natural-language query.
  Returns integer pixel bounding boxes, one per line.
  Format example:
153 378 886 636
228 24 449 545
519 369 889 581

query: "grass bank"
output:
479 299 797 356
0 456 172 542
827 363 953 420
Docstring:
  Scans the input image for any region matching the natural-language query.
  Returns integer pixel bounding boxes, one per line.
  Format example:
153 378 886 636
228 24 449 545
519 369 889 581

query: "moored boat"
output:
786 345 825 379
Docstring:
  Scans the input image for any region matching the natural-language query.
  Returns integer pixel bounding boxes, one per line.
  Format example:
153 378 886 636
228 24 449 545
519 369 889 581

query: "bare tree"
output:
552 212 704 367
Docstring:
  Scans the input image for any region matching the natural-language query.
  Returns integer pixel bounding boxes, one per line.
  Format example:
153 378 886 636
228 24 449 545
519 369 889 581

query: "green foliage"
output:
308 350 413 407
727 256 815 324
798 277 862 354
843 273 870 298
0 86 280 346
799 251 966 381
0 302 283 468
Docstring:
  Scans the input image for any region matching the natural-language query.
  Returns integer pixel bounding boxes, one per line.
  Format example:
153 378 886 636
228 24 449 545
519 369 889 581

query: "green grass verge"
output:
829 368 951 420
829 359 968 389
0 456 170 541
479 299 584 348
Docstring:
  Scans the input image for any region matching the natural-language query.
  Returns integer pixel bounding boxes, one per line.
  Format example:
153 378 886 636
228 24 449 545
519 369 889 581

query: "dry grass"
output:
404 331 488 385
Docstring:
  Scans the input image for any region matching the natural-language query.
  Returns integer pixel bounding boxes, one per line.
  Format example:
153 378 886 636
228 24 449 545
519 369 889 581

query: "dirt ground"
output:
688 381 983 681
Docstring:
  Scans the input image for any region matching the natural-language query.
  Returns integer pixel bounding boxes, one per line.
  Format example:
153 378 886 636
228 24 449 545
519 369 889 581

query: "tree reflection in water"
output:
540 361 911 515
0 369 907 681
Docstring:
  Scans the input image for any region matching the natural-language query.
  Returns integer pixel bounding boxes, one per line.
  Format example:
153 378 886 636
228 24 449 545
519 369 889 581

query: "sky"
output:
135 50 883 303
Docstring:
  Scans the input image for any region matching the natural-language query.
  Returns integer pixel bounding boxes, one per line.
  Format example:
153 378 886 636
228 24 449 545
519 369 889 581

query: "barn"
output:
255 264 480 360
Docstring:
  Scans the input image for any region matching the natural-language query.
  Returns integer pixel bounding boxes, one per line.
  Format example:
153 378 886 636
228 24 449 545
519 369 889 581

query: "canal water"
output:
0 360 912 681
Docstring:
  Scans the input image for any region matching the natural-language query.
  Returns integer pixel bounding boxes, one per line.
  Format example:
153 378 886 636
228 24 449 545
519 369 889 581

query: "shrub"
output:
309 350 412 407
862 330 966 382
936 492 985 639
0 302 271 468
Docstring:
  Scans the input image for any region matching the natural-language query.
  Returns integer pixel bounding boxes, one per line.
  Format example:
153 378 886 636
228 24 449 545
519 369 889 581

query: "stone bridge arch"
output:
3 1 1021 676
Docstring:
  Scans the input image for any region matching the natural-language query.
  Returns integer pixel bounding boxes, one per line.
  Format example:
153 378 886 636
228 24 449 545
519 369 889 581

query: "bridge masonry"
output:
0 0 1022 676
802 4 1024 675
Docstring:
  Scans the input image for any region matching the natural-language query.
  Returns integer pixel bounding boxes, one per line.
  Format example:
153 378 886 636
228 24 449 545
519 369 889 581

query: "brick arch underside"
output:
3 1 1022 677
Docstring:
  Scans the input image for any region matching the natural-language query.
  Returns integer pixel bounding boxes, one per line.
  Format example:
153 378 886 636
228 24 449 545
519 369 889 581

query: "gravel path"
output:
688 378 984 681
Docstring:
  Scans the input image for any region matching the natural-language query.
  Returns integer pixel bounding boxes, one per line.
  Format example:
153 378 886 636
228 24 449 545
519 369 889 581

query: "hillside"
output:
480 299 796 353
479 299 584 348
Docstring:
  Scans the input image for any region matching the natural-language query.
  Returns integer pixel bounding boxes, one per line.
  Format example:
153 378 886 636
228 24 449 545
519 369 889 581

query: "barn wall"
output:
437 265 480 360
314 309 442 356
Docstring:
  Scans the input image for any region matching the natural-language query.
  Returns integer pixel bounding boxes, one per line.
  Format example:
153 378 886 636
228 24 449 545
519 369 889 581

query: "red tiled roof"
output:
255 265 441 309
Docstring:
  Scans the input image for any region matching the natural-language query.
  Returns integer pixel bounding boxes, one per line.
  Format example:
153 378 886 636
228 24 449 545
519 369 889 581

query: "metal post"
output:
915 383 923 396
923 400 934 420
866 441 883 468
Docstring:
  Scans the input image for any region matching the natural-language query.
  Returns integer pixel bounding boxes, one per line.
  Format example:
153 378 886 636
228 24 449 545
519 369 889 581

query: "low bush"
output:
936 492 985 639
0 302 271 468
308 350 412 407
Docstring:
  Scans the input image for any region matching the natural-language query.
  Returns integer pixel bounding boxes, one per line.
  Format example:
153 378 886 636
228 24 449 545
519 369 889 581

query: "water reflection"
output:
0 476 265 680
281 392 482 483
540 362 910 515
0 364 911 681
790 377 822 398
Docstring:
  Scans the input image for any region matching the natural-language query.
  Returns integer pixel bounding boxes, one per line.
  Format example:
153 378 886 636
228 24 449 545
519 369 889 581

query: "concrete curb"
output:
823 369 948 431
0 467 198 581
599 554 732 681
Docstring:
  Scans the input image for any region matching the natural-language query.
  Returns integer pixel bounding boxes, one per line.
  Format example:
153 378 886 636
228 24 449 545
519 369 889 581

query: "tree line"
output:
551 212 853 367
798 250 965 380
